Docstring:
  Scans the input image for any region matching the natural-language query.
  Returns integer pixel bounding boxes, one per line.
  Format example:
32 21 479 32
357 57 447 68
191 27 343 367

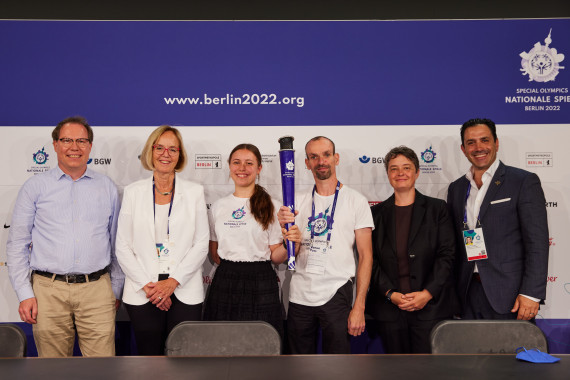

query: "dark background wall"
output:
2 0 569 20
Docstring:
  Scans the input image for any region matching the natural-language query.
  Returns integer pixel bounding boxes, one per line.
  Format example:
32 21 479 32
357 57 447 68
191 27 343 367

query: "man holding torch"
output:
278 136 373 354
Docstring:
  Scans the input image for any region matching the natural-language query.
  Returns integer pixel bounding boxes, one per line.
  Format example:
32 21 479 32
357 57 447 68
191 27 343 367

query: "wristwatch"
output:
386 289 395 302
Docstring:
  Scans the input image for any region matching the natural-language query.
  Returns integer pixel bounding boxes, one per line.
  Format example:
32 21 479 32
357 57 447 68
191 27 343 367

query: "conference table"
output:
1 354 567 380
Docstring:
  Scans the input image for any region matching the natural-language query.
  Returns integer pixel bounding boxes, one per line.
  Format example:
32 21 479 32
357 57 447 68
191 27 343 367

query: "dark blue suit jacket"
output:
447 161 549 315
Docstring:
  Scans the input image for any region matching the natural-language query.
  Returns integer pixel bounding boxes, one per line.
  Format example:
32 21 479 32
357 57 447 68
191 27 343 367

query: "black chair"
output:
0 324 27 357
165 321 281 356
430 320 548 354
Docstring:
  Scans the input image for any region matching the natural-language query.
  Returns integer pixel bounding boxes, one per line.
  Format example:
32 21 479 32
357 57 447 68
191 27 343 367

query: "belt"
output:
472 273 482 283
33 268 108 284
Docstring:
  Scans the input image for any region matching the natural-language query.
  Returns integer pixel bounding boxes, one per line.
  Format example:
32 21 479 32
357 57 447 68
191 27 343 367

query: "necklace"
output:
154 185 173 196
153 176 175 196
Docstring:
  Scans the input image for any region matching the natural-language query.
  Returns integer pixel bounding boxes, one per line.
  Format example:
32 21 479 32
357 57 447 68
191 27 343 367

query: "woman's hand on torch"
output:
278 206 297 228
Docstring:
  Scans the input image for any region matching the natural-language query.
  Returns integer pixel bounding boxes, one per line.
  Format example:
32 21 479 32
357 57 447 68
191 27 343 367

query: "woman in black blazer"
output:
366 146 459 353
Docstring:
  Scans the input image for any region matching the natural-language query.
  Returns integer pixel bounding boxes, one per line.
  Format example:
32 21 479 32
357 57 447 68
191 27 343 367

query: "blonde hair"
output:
140 125 187 172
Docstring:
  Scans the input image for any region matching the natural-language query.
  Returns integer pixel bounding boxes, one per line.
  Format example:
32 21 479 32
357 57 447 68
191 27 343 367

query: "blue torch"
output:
278 136 296 271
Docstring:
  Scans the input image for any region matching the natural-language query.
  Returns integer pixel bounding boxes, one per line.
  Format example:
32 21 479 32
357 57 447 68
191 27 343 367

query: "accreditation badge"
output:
157 241 175 274
463 228 488 261
306 239 329 275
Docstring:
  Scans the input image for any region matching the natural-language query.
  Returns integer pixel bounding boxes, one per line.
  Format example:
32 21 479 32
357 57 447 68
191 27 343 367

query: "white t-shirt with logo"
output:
289 185 374 306
209 194 282 262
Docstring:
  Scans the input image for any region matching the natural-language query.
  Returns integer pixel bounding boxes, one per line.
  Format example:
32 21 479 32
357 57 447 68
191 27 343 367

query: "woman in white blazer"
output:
115 125 209 355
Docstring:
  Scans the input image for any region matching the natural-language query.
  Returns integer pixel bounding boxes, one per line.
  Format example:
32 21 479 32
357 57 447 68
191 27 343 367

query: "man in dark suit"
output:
447 118 549 320
367 146 458 353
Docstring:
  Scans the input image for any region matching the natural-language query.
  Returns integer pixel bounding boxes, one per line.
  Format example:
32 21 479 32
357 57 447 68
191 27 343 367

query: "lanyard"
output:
463 182 481 230
311 181 341 245
153 177 175 238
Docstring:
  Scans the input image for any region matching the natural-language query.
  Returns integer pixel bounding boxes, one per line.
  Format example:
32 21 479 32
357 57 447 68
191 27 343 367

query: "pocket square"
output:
491 198 511 204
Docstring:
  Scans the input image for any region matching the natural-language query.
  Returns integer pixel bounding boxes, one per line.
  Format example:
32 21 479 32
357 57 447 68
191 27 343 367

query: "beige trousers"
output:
32 272 116 357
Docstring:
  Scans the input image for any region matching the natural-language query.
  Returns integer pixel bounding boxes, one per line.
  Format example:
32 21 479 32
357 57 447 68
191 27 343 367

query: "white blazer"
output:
116 175 209 305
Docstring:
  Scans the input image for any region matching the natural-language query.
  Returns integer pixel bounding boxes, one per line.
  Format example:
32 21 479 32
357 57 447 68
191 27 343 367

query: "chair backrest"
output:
0 324 27 357
165 321 281 356
430 320 548 354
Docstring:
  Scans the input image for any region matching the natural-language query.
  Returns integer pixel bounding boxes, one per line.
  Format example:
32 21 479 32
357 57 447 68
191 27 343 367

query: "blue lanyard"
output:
153 177 175 238
463 182 481 230
311 181 341 245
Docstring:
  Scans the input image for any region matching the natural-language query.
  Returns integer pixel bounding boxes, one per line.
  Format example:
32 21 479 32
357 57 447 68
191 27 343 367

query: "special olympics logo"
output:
520 29 565 83
307 206 331 236
312 218 328 234
420 146 437 163
359 155 371 163
232 206 246 220
286 160 294 171
33 147 49 165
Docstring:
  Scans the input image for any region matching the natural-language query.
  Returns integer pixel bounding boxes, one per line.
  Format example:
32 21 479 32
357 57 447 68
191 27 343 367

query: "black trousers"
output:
375 310 443 354
287 280 353 354
125 294 202 355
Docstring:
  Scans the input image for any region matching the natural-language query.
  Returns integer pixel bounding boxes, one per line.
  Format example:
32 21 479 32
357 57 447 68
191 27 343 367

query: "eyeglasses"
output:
58 138 91 148
153 144 180 155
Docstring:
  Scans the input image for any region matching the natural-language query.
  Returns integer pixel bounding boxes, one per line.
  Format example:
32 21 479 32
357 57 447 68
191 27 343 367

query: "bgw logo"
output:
87 158 112 165
359 155 384 164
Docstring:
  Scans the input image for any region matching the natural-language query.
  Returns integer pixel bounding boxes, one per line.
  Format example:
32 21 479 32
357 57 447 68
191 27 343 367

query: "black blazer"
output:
447 161 549 314
366 190 459 322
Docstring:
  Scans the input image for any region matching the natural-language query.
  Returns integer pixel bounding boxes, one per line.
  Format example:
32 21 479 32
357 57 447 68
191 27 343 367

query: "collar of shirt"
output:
52 165 96 181
465 159 500 186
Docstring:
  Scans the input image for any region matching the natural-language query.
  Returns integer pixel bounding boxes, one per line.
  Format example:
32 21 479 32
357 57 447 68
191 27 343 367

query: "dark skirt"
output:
203 258 284 337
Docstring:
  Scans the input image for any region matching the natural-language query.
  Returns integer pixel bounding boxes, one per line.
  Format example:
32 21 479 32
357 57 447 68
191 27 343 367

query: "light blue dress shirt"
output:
6 166 124 301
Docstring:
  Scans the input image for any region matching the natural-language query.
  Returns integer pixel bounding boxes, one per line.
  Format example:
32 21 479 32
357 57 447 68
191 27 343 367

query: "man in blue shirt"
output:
7 116 124 357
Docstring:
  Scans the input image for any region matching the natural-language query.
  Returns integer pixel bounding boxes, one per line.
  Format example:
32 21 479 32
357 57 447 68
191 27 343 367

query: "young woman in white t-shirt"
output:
204 143 300 337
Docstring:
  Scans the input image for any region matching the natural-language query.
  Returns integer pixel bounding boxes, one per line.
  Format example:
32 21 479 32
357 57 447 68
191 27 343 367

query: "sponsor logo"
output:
203 275 213 285
547 276 558 283
261 154 277 164
0 262 7 267
3 224 9 229
87 158 112 165
28 147 51 174
549 237 555 246
195 154 222 169
285 160 294 171
33 147 49 165
545 202 557 207
526 152 553 167
520 29 565 83
358 155 384 164
368 201 381 207
232 206 246 220
419 146 442 174
420 146 437 163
